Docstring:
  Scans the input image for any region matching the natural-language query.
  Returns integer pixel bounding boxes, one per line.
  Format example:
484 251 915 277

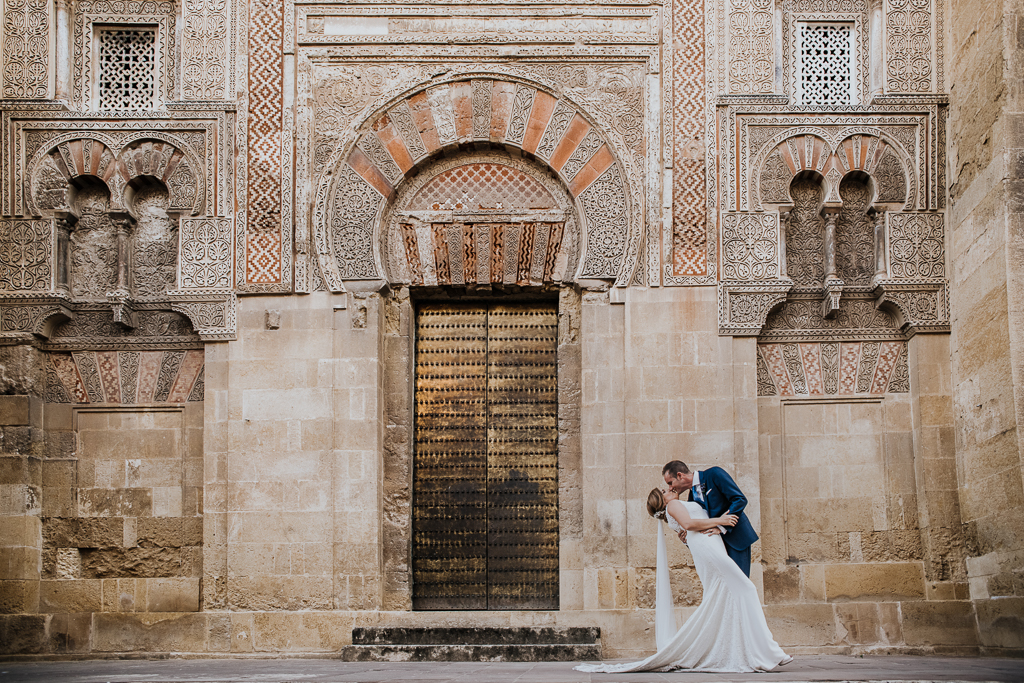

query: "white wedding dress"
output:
575 501 790 673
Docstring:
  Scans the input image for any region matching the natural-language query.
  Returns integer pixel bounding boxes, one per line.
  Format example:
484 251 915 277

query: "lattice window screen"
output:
97 29 156 110
798 23 854 105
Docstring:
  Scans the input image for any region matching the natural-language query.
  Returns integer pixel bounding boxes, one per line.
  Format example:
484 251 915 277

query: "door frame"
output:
380 285 583 611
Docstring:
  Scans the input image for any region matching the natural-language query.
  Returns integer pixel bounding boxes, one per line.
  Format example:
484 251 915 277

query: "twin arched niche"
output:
312 77 637 291
29 137 204 218
756 132 914 211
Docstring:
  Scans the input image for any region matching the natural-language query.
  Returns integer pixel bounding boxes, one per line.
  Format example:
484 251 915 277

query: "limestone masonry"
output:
0 0 1021 659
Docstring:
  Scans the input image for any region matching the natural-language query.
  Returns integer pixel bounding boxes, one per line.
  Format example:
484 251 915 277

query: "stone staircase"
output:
339 626 602 662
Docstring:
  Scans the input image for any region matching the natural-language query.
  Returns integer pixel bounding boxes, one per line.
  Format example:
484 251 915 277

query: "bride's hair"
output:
647 488 668 520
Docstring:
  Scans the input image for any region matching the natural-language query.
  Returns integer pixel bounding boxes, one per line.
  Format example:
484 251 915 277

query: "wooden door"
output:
412 302 558 610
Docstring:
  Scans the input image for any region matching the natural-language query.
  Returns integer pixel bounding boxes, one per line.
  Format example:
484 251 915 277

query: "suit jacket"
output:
687 466 758 552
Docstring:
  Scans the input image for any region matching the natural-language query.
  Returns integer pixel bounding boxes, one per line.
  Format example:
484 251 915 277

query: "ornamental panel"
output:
1 0 50 99
0 219 52 291
179 218 232 289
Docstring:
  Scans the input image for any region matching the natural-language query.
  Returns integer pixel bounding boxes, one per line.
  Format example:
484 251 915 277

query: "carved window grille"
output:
97 28 156 110
797 23 855 105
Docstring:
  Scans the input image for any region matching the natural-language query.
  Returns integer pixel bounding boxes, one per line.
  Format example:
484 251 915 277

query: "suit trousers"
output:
726 544 752 577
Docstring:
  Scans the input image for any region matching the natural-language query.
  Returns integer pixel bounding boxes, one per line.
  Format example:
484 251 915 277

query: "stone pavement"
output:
0 655 1023 683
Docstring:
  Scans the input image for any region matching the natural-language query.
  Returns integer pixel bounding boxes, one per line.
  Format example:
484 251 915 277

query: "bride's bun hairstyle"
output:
647 488 668 520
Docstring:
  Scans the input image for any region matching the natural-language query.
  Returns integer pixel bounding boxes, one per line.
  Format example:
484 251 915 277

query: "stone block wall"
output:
948 0 1024 652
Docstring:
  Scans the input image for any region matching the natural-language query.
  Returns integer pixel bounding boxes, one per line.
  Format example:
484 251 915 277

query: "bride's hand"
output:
717 512 739 527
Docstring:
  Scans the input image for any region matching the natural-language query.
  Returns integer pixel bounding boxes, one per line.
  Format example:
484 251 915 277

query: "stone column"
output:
53 0 71 102
54 218 71 291
778 210 790 278
822 210 838 282
113 217 132 292
872 210 887 280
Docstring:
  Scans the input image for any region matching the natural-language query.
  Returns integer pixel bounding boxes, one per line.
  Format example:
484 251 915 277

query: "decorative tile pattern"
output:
246 0 284 284
410 163 556 212
671 0 709 279
870 340 903 394
757 340 908 396
45 350 203 403
799 343 823 395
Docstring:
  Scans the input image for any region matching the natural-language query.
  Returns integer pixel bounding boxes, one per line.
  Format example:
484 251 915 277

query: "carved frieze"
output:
45 348 204 403
181 0 230 100
718 282 791 336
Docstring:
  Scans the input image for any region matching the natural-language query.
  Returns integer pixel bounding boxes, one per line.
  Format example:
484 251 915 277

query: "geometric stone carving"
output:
722 213 779 280
0 219 52 291
72 0 176 109
874 280 948 333
578 165 628 279
179 218 232 289
874 148 908 203
2 0 50 98
97 28 156 110
797 23 854 105
329 165 383 280
888 213 944 279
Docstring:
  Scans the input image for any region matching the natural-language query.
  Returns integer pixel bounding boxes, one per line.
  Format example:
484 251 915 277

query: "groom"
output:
663 460 758 577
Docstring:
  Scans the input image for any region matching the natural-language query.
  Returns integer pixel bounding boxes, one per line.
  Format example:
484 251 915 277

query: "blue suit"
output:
688 466 758 576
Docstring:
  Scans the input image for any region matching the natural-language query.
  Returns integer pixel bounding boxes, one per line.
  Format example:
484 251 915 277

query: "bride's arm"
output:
666 499 737 531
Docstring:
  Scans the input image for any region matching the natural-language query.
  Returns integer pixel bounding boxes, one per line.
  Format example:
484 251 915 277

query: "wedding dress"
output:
575 501 790 673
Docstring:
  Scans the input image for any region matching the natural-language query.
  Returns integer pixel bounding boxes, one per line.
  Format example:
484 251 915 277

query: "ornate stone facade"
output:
0 0 1019 662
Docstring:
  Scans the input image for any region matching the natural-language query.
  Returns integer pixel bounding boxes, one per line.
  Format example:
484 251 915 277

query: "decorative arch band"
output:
313 76 639 290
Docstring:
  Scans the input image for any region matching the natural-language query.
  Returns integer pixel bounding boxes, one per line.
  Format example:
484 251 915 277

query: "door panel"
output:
412 302 558 611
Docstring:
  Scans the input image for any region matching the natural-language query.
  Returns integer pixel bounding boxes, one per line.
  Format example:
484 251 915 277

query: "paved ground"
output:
0 656 1022 683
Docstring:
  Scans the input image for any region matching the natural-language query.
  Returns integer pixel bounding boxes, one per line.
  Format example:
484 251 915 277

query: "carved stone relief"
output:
728 0 775 95
0 219 51 291
884 0 933 93
2 0 50 98
131 183 177 298
72 0 177 108
786 177 826 288
888 212 944 279
722 213 778 280
835 176 873 286
70 184 118 300
45 348 204 403
181 0 229 100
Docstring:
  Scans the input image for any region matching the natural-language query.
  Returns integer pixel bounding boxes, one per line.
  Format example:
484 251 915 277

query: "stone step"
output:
339 643 602 663
352 626 600 646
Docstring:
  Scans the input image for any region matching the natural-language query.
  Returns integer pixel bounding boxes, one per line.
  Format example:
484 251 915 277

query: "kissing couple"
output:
576 461 793 673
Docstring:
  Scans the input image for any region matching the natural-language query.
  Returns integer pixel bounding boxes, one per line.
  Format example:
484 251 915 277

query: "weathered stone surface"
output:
824 563 926 602
79 548 190 578
43 518 123 548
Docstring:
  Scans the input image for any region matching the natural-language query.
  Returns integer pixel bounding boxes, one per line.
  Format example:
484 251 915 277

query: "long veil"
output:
655 518 677 650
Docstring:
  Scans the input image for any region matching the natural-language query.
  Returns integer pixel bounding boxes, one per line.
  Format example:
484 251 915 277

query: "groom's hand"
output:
701 528 722 536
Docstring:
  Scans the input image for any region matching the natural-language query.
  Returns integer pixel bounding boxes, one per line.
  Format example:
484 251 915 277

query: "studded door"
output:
413 303 559 610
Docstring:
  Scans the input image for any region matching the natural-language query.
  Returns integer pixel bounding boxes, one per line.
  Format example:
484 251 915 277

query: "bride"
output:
575 487 792 673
